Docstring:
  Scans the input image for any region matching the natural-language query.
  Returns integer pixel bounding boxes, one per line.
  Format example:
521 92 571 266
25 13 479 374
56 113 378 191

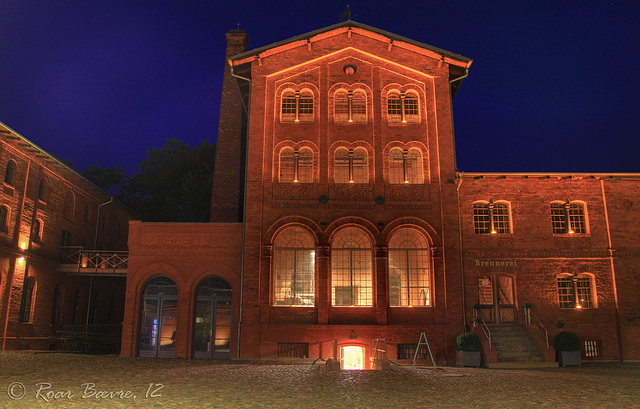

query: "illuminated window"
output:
4 160 15 185
331 228 372 306
0 206 8 232
389 148 423 184
273 227 315 306
557 273 595 309
387 91 419 123
281 90 313 122
473 201 511 234
388 229 430 306
19 276 35 322
51 284 62 324
334 147 368 184
334 90 366 123
279 147 313 183
550 201 587 234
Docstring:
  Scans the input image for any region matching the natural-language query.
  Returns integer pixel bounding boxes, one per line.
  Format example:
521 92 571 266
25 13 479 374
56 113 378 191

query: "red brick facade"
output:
122 22 640 365
0 122 131 350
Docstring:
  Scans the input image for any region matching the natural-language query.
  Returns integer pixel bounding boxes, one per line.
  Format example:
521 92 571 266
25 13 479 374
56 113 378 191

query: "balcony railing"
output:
57 246 128 275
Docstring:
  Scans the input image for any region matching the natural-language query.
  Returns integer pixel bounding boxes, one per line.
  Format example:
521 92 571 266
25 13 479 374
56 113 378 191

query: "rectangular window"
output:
584 340 602 358
576 276 593 308
557 276 573 308
397 343 428 360
569 203 586 234
492 203 510 233
550 203 566 234
277 342 309 358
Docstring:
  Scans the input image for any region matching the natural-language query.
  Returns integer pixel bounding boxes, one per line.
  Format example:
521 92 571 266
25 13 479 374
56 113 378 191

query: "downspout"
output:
87 197 113 325
230 63 251 359
600 179 624 361
2 159 31 350
450 68 469 330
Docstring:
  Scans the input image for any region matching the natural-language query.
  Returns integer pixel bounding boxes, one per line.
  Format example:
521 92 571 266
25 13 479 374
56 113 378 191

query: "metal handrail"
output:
472 308 492 350
59 246 128 270
524 307 549 349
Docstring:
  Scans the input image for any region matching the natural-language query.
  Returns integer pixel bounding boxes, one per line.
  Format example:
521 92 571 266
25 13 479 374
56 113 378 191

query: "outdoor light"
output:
17 256 25 264
349 330 357 340
491 229 497 234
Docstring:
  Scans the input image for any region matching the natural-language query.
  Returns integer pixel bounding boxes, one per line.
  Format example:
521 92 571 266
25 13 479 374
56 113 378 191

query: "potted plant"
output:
553 322 581 367
456 332 482 367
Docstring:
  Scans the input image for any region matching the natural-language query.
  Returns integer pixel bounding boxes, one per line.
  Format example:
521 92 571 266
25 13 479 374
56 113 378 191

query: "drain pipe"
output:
456 174 466 329
87 197 113 325
230 63 251 359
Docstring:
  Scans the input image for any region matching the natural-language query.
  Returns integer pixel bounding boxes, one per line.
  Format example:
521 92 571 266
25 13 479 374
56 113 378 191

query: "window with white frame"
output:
473 200 511 234
334 147 368 184
273 228 315 306
389 148 423 184
550 201 587 234
557 273 595 308
387 91 419 123
279 147 313 183
388 228 430 306
331 228 372 306
281 90 313 122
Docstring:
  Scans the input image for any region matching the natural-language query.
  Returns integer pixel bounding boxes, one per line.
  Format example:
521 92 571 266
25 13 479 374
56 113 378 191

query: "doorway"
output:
476 275 516 324
193 277 233 359
139 276 178 358
341 346 364 370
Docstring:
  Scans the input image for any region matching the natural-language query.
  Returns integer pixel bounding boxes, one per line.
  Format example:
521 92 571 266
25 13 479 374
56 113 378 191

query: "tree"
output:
81 165 126 195
117 138 215 222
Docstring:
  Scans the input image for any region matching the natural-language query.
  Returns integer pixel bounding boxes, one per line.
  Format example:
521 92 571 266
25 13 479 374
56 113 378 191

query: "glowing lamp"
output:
17 256 25 264
491 230 497 234
349 330 357 340
568 230 575 234
576 304 583 309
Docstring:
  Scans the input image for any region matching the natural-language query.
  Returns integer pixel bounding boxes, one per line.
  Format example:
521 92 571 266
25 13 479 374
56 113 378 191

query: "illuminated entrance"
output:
341 346 364 370
139 276 178 358
193 276 233 359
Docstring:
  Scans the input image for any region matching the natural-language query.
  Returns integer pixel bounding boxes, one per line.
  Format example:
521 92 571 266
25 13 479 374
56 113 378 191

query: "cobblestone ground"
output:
0 352 639 408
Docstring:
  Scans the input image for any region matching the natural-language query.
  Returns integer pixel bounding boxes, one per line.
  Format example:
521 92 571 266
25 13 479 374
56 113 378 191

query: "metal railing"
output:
472 307 492 350
59 246 128 273
57 323 122 354
524 306 549 348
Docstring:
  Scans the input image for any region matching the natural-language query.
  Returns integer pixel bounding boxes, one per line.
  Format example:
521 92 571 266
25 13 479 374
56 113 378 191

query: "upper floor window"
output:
281 90 313 122
273 227 315 306
19 276 35 322
550 201 587 234
389 148 424 184
388 228 430 307
51 284 63 324
32 219 42 243
334 90 367 123
473 200 511 234
279 147 313 183
334 147 368 184
387 91 419 123
0 206 8 232
4 160 15 184
557 273 595 309
63 191 75 221
38 179 46 201
331 228 372 306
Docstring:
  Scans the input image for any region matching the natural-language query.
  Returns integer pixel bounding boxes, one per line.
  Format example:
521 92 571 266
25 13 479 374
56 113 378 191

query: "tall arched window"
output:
334 90 367 123
279 147 313 183
388 229 430 306
389 148 424 184
4 160 15 184
32 219 42 243
19 276 35 322
334 148 368 184
279 148 295 182
38 179 46 200
331 228 372 306
274 227 315 306
0 206 9 232
51 284 63 324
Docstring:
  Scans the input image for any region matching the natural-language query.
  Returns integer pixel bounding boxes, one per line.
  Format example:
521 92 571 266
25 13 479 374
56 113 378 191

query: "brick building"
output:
0 121 132 351
121 21 640 366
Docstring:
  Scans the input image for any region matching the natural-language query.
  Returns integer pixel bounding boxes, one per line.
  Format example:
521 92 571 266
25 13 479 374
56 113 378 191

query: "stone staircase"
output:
486 325 557 368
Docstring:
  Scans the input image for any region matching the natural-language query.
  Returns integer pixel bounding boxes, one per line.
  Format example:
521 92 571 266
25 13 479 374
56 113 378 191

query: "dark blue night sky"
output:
1 0 639 174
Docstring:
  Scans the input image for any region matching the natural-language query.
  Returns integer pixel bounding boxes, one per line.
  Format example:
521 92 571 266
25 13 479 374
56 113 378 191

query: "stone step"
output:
486 361 559 369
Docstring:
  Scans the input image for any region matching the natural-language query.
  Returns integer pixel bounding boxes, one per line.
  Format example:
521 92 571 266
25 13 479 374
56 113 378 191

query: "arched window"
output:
404 92 419 123
281 90 314 122
0 206 9 232
279 147 313 183
557 273 596 309
38 179 46 201
331 228 372 306
387 91 420 123
19 276 35 322
334 148 368 184
32 219 42 243
388 228 430 306
334 89 367 123
273 227 315 306
473 200 511 234
389 148 423 184
4 160 15 185
551 201 587 234
569 202 587 234
140 276 178 358
387 92 402 123
51 284 63 324
63 191 75 221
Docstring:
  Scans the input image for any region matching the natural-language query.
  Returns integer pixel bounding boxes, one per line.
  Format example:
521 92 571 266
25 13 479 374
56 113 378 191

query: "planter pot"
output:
457 350 481 367
558 350 581 367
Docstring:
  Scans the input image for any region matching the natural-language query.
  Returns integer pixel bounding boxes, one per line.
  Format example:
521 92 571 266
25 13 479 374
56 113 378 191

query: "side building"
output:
0 122 132 351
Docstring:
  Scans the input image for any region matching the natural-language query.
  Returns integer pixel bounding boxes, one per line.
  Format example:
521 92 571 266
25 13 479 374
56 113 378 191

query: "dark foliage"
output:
553 331 581 352
456 332 481 351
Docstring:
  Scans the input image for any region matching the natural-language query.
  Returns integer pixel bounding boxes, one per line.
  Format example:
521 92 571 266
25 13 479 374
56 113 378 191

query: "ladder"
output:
412 332 437 368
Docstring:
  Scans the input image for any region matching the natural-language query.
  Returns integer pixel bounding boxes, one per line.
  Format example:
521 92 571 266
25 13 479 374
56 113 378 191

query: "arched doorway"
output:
139 276 178 358
193 276 232 359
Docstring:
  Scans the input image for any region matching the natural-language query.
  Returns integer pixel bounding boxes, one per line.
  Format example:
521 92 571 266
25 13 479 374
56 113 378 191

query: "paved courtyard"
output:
0 352 639 408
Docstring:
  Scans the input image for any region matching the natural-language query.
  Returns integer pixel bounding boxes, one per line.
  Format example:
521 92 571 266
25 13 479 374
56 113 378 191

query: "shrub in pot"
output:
553 328 581 367
456 332 481 367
